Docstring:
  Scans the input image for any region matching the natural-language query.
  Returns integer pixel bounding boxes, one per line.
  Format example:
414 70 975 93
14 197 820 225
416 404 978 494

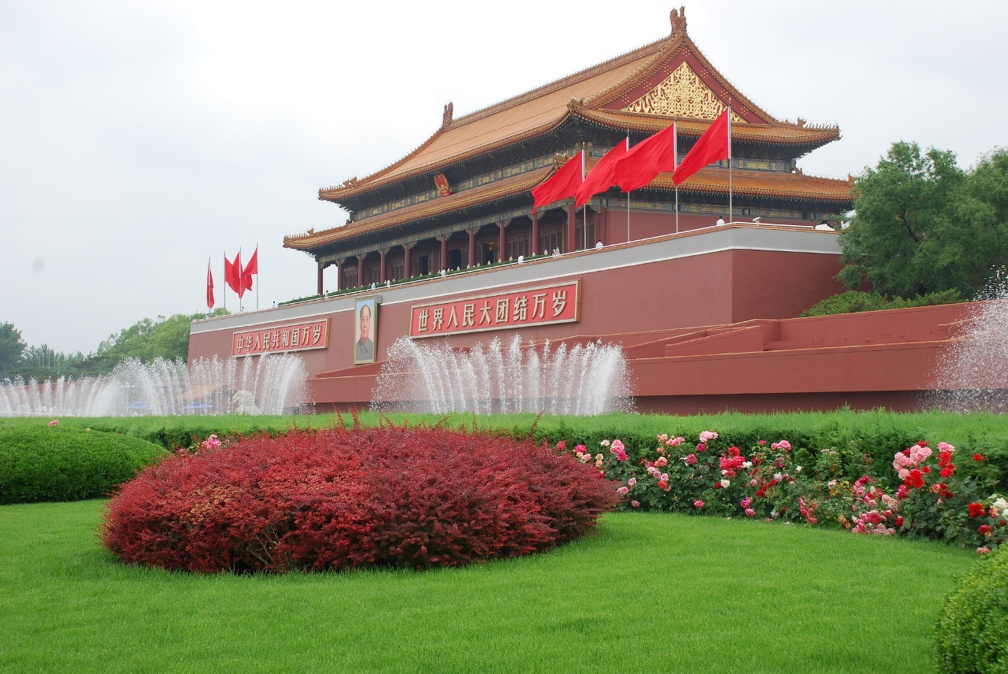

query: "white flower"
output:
773 472 783 481
796 465 803 473
742 461 752 469
720 479 730 489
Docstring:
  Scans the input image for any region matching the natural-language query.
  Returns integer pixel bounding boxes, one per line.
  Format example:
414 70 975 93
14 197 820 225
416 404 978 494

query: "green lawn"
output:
1 500 976 673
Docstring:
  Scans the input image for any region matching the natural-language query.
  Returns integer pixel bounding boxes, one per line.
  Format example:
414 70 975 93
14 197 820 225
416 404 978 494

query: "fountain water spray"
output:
0 354 308 417
372 335 633 415
930 270 1008 412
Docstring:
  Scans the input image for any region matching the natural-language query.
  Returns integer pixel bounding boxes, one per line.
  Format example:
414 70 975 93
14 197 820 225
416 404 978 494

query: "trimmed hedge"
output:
934 544 1008 672
0 425 169 504
101 425 620 573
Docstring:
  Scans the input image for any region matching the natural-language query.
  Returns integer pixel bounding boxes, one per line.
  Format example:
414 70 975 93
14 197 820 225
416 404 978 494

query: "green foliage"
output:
0 322 27 379
838 143 1008 298
800 289 962 317
94 310 226 368
934 544 1008 672
0 424 168 504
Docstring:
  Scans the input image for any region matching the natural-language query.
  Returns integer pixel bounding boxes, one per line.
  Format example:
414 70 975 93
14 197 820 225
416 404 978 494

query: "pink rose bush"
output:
566 431 1006 554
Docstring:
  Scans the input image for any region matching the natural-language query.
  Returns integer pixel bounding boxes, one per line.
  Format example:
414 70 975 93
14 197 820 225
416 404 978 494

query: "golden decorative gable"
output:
624 61 733 120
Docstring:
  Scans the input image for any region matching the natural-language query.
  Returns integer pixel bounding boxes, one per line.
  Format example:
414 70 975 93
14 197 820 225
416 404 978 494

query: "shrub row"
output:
101 425 620 573
0 424 168 504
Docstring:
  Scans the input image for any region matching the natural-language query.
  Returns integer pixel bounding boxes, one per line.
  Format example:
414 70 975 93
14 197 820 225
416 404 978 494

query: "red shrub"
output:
101 425 620 573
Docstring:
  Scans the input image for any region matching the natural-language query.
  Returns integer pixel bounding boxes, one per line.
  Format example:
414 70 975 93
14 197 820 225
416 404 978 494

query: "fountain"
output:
372 334 633 415
930 272 1008 412
0 354 308 417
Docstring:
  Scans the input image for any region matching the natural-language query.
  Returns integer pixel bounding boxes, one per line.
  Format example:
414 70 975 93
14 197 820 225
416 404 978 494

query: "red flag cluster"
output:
221 247 258 300
529 108 731 212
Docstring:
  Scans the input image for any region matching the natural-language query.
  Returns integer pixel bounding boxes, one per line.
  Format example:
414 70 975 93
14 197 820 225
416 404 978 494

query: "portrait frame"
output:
353 296 378 364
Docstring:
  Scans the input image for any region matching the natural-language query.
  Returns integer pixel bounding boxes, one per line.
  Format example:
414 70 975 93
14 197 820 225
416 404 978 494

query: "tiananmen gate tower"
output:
189 7 976 413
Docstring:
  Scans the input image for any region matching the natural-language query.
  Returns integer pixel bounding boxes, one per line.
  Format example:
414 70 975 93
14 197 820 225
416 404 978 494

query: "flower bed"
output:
565 431 1008 554
101 425 619 573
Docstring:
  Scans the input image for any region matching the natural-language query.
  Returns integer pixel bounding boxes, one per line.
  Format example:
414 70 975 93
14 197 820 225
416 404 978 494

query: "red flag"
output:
673 108 730 186
241 246 258 292
575 139 628 208
206 257 215 310
614 122 677 193
531 151 583 214
225 251 243 296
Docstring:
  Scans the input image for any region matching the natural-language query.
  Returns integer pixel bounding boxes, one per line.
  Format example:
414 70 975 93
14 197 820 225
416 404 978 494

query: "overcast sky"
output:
2 0 1006 355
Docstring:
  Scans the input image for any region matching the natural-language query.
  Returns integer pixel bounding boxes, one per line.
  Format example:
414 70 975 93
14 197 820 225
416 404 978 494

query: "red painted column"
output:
566 203 576 253
357 255 365 288
440 236 448 271
531 212 539 256
317 262 324 296
333 261 340 292
403 243 412 278
498 220 507 262
379 249 387 283
467 228 476 267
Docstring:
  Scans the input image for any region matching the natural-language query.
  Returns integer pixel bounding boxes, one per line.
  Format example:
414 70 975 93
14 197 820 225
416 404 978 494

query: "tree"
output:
838 143 1008 299
95 311 224 366
0 322 27 379
838 141 965 296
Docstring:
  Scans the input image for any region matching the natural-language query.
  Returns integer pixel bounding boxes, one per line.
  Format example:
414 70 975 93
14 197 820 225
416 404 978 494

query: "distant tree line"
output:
0 309 228 382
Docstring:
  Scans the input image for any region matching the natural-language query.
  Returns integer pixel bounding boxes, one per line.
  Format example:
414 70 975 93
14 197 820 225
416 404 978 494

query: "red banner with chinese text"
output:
232 319 329 356
409 281 580 338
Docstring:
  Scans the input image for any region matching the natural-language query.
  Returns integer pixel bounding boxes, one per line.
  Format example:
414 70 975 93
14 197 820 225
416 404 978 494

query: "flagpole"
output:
581 144 586 250
222 251 227 312
674 120 679 233
255 241 259 311
239 246 243 313
625 133 630 243
728 103 733 223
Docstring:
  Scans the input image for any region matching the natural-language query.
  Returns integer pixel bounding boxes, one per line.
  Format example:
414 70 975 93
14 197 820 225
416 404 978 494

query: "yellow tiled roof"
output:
319 10 838 204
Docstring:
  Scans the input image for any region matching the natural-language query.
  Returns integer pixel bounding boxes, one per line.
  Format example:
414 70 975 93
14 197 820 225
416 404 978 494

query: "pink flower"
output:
699 430 719 443
614 449 628 461
611 439 625 453
683 453 697 466
977 546 991 555
574 444 586 454
740 496 752 509
630 500 640 508
657 480 670 491
48 419 59 427
627 477 637 487
771 439 791 452
696 443 706 453
617 486 629 495
745 508 756 517
556 440 566 451
200 434 221 451
667 436 685 447
694 500 705 509
937 442 955 453
655 456 668 467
